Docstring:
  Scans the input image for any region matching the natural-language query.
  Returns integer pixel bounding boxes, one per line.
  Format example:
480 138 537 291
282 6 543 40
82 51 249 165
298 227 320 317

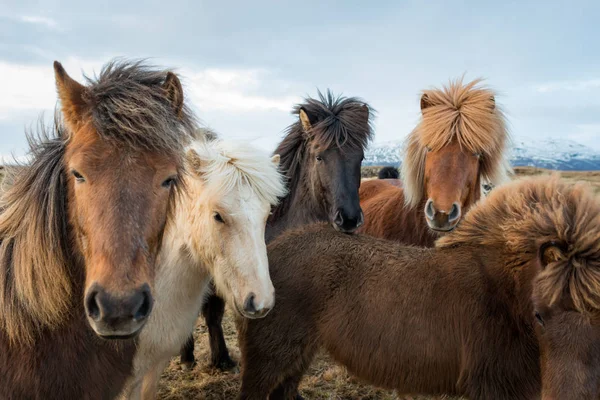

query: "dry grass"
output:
157 166 600 399
157 311 413 400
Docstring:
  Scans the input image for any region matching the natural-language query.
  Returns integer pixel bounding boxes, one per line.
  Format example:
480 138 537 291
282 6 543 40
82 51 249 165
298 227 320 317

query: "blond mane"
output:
0 122 74 346
437 175 600 314
186 139 287 207
401 78 512 208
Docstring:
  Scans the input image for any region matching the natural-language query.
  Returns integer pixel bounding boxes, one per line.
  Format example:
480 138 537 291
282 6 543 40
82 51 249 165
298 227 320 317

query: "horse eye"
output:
425 146 432 152
474 152 482 158
214 213 225 223
71 170 85 183
316 155 323 162
161 176 177 188
534 311 545 327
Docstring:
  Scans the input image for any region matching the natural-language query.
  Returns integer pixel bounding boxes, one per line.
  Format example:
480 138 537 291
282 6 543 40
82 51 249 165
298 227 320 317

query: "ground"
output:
157 167 600 399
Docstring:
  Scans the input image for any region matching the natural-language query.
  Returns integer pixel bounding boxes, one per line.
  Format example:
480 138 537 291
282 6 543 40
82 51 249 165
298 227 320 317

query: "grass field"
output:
157 166 600 399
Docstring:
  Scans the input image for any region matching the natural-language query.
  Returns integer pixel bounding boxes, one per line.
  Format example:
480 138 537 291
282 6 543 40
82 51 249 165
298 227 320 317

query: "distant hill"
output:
364 138 600 171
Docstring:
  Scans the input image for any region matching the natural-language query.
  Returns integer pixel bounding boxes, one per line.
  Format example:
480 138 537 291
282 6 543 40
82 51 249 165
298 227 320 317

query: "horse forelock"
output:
186 138 287 208
82 59 196 154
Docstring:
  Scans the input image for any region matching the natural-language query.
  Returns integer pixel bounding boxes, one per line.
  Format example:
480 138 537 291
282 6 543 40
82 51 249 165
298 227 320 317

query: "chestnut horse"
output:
180 91 374 370
359 79 511 246
0 61 195 398
237 175 600 400
119 137 286 399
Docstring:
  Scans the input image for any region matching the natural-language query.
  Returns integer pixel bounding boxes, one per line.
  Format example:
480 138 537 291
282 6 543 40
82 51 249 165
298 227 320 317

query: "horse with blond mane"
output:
119 136 286 399
359 79 511 246
0 60 195 398
180 91 374 370
237 175 600 399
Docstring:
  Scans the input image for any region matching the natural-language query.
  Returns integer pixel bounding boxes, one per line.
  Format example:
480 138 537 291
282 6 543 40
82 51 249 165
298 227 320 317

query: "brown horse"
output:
237 175 600 400
180 90 374 370
359 79 511 246
0 60 195 398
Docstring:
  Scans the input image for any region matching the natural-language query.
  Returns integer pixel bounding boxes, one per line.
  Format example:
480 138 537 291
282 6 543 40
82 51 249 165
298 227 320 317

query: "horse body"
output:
120 138 286 399
0 60 194 398
190 91 374 369
238 176 600 399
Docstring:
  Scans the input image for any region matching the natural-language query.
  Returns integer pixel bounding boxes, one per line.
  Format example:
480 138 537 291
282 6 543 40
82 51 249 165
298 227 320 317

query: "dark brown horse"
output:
180 90 374 370
237 175 600 400
359 79 511 246
0 60 195 399
377 165 399 180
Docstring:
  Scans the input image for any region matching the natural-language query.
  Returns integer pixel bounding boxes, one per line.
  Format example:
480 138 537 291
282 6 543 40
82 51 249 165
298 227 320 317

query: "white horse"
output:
119 137 286 399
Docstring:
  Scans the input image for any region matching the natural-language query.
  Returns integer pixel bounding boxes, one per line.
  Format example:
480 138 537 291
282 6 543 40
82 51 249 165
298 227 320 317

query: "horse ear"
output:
54 61 88 132
299 108 313 133
489 96 496 111
360 103 370 124
186 149 205 178
420 93 434 111
271 154 281 166
163 72 184 117
539 241 566 269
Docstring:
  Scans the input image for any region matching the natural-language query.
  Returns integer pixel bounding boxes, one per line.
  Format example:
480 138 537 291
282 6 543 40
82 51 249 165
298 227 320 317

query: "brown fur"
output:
0 60 194 398
360 79 511 244
238 176 600 400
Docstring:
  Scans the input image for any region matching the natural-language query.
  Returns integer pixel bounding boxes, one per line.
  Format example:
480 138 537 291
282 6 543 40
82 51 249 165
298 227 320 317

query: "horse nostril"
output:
243 292 257 314
85 288 101 322
334 210 344 227
425 199 436 220
448 203 461 222
133 285 153 321
357 211 364 228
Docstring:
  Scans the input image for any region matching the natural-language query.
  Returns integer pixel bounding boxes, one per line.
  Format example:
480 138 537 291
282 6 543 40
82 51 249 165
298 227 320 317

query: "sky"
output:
1 0 599 159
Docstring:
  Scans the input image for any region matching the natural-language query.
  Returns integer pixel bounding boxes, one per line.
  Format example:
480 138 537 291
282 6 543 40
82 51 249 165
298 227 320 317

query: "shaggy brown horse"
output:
237 175 600 400
359 79 511 246
180 91 374 370
0 60 195 399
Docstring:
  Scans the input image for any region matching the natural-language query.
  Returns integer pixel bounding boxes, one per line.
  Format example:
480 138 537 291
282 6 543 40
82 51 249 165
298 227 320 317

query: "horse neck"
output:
267 170 328 243
442 244 533 326
159 213 212 288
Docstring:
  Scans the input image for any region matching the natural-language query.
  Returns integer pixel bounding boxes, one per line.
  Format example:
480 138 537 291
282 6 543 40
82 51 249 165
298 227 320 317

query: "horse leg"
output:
239 333 317 400
179 334 196 370
140 359 169 400
268 373 306 400
202 288 236 370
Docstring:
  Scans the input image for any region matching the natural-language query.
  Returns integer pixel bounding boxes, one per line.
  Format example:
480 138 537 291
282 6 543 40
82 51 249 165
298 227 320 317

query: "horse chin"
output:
427 223 457 234
232 299 271 320
87 318 147 340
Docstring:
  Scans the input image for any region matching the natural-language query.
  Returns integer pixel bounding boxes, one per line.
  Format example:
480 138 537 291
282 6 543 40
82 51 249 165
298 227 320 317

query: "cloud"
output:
0 59 300 119
19 15 59 30
0 58 103 120
536 79 600 93
181 68 300 113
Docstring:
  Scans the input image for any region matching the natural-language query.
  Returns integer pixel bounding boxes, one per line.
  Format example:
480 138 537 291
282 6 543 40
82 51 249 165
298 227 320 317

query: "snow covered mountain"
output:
363 138 600 171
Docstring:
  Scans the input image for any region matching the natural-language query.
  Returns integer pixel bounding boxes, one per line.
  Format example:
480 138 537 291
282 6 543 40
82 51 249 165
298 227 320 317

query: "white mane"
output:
186 138 287 206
